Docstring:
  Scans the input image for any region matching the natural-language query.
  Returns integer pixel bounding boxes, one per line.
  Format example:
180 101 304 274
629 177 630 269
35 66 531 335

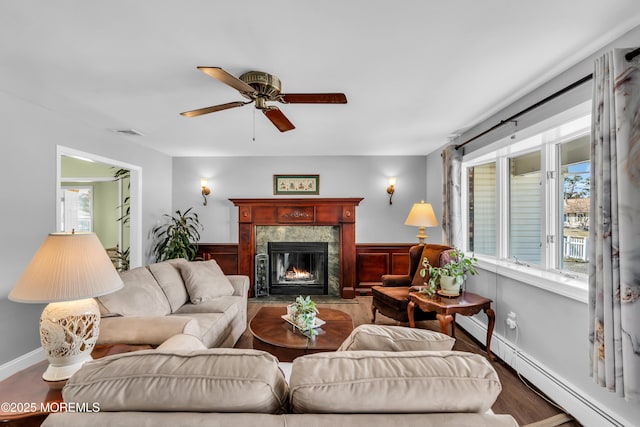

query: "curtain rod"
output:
626 47 640 61
455 47 640 151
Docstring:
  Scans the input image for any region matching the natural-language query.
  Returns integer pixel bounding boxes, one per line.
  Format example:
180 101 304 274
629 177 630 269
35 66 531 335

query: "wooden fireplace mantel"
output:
229 198 364 298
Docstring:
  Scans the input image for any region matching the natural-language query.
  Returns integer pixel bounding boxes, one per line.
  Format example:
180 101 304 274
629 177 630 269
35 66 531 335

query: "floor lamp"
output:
9 232 123 381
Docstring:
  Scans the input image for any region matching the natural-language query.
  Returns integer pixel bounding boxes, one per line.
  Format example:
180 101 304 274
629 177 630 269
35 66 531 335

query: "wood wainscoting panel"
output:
355 244 414 295
197 244 239 275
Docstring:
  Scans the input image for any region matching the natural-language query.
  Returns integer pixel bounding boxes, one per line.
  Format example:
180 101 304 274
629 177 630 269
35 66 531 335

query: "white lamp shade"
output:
9 232 124 303
404 201 439 227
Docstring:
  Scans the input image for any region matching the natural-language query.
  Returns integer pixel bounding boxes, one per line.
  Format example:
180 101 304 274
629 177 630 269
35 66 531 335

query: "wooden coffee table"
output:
0 343 152 427
249 306 354 362
408 291 495 360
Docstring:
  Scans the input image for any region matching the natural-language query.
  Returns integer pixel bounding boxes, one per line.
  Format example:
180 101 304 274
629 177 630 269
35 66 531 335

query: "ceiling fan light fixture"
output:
181 66 347 133
239 71 282 100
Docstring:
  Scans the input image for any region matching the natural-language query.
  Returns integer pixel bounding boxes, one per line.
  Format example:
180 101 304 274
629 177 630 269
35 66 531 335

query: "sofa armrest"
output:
156 334 207 351
97 316 201 346
380 274 412 287
226 275 250 297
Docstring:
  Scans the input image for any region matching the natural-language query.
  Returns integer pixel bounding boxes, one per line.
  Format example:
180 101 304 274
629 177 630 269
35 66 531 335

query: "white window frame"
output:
460 103 591 302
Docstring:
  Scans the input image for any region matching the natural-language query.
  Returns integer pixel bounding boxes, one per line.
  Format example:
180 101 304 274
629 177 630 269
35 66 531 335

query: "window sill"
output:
474 256 588 303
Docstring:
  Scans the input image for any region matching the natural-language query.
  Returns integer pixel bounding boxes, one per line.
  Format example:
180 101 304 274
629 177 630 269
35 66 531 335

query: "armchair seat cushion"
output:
371 286 436 323
371 286 412 312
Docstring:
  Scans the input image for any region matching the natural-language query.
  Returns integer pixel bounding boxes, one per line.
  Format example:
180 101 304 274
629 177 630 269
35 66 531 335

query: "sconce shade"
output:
386 177 396 204
201 178 211 206
9 232 123 303
404 201 438 227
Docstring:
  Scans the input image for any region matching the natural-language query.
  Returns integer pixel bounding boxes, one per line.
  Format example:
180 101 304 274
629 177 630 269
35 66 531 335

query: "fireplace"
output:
268 242 328 295
230 198 363 298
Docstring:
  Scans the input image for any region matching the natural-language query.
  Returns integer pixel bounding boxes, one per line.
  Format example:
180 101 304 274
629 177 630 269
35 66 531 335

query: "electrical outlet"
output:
506 311 517 329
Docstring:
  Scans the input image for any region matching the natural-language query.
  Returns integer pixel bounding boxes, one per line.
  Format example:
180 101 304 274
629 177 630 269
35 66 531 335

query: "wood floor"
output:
237 296 582 427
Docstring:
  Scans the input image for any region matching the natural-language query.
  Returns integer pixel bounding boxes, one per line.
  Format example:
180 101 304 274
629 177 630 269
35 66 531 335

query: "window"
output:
509 151 542 264
61 186 93 232
468 162 496 256
559 135 590 275
462 114 590 280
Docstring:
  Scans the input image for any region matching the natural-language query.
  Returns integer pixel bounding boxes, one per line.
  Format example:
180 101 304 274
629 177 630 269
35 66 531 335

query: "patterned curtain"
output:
589 48 640 401
441 145 463 248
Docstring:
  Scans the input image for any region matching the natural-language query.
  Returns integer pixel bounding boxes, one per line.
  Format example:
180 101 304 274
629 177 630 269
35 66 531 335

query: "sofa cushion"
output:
173 295 244 314
172 305 238 348
148 259 189 312
97 266 171 317
62 349 289 414
97 316 201 346
178 260 235 304
337 324 455 352
289 350 501 414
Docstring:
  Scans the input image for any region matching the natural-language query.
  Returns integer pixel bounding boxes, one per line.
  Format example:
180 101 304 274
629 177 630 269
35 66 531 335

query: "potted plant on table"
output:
417 257 438 298
418 248 479 297
436 248 479 296
287 295 319 335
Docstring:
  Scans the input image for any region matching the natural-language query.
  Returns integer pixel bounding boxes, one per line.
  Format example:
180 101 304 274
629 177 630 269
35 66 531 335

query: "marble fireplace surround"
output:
230 198 363 298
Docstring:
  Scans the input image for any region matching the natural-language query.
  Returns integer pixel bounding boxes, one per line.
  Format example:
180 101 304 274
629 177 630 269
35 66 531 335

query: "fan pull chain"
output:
252 108 256 142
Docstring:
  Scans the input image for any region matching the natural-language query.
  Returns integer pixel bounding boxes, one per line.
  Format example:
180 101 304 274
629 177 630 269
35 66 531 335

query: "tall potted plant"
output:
152 208 203 262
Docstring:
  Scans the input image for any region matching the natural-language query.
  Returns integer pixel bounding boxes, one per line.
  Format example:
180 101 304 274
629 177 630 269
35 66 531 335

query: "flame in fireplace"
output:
285 266 312 280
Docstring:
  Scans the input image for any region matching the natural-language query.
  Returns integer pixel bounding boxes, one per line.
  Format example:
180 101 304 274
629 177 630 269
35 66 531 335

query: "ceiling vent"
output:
111 128 144 137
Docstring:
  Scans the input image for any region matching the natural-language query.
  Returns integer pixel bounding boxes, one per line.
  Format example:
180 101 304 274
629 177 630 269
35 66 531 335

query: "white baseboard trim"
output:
0 347 45 381
457 316 632 427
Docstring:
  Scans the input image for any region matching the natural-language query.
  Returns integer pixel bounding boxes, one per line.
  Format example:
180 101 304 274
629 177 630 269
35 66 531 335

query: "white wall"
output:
425 25 640 427
0 91 173 365
172 155 429 244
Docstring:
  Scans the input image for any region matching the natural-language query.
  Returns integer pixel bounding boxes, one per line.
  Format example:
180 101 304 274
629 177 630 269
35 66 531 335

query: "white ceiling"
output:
2 1 639 157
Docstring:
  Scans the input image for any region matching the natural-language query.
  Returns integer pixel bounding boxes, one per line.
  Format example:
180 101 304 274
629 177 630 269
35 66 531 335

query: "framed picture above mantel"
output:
273 174 320 195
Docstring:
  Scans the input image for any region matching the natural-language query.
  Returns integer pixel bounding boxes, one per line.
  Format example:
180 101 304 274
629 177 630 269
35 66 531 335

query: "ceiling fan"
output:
180 67 347 132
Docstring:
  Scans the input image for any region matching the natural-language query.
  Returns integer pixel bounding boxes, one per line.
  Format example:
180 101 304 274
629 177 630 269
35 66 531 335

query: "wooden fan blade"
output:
197 66 256 94
180 101 247 117
263 108 295 132
281 93 347 104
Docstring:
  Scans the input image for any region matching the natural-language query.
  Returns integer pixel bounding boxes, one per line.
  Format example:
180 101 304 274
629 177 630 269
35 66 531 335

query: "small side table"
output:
0 344 151 427
407 291 495 360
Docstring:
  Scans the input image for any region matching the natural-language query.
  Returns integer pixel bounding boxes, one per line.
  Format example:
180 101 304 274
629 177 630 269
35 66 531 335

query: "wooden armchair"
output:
371 244 452 323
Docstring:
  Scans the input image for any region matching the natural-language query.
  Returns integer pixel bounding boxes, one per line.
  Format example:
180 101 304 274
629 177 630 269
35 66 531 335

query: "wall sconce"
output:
201 178 211 206
386 177 396 205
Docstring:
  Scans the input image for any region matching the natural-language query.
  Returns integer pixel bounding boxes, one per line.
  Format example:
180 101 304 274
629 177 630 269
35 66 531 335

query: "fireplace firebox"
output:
268 242 328 295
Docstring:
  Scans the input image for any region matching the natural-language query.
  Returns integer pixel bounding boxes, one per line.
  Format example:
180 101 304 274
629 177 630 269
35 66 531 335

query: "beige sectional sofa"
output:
95 258 249 348
44 326 519 427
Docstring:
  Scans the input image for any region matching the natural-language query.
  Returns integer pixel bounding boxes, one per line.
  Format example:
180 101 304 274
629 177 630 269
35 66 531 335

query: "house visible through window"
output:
468 162 496 256
509 150 542 265
559 135 590 275
462 114 590 280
